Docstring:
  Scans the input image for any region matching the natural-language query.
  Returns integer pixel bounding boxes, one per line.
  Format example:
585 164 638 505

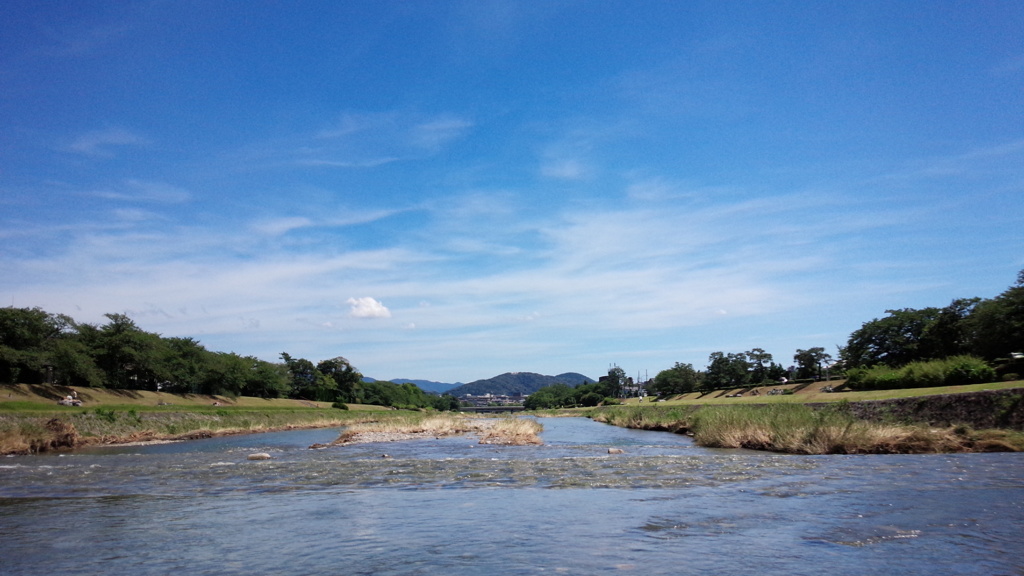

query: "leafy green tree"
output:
704 352 749 391
93 314 165 389
431 393 460 411
201 352 249 396
744 348 773 384
317 356 362 403
602 366 627 398
47 336 104 387
280 352 332 400
920 298 981 359
524 383 576 410
652 362 698 396
161 337 210 393
967 271 1024 361
793 347 832 380
842 308 941 368
765 362 788 382
242 357 289 399
0 307 82 384
0 307 63 349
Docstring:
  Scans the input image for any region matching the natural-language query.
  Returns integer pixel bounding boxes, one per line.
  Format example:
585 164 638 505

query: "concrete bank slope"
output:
814 388 1024 430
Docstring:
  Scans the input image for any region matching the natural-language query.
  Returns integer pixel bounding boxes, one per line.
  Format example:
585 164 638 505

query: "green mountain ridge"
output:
446 372 595 397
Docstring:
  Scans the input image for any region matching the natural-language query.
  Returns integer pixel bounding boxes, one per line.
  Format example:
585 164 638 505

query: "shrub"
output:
944 355 996 386
578 392 603 407
94 407 118 423
845 356 996 391
331 401 349 410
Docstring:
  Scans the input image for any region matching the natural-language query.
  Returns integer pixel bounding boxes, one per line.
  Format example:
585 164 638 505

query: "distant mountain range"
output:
442 372 595 397
388 379 464 394
366 372 595 396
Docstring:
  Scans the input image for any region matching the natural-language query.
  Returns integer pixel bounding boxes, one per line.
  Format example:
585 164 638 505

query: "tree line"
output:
648 269 1024 396
4 270 1021 406
646 346 836 397
0 309 459 410
523 366 628 410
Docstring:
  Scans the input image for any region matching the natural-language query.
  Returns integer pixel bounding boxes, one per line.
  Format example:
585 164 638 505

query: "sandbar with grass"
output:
317 414 543 447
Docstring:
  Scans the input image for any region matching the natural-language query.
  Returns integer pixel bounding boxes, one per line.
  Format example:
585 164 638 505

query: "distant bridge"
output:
460 406 526 414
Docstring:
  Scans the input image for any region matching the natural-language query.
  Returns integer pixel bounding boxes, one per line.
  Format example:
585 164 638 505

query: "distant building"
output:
458 393 527 407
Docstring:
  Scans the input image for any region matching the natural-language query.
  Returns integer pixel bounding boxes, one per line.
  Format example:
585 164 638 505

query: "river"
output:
1 417 1021 575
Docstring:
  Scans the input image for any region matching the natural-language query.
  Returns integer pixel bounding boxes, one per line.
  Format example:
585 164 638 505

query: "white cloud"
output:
297 158 399 168
4 139 1017 382
92 180 191 203
249 207 402 237
68 128 147 157
307 111 472 163
411 116 474 150
252 217 314 236
347 297 392 319
540 158 589 180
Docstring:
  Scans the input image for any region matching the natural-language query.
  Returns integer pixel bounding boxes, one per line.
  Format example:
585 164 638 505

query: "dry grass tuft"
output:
331 414 543 446
0 417 81 455
478 417 543 445
592 403 1024 454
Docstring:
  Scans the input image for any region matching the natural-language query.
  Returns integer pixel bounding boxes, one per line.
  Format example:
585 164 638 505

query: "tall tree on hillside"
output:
652 362 699 396
317 356 362 403
967 270 1024 360
0 307 83 384
745 348 773 383
161 337 210 393
842 308 941 368
793 347 832 380
919 298 981 359
603 366 627 398
94 313 165 389
201 352 250 396
280 353 339 401
704 352 749 391
242 357 290 399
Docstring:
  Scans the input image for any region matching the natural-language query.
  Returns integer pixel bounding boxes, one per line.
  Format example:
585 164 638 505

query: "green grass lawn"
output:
0 383 390 412
622 379 1024 406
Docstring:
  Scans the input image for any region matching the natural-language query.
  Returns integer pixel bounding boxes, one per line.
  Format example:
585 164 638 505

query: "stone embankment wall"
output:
818 388 1024 430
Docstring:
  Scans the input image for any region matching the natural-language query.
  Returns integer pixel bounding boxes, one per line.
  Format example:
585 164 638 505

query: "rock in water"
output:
247 453 272 460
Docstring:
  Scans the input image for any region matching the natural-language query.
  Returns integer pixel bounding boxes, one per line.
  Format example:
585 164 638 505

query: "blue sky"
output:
2 1 1022 383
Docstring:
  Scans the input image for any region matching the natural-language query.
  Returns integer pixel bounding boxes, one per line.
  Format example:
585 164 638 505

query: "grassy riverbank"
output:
590 403 1024 454
0 383 399 455
0 384 543 455
617 379 1024 406
0 406 390 455
6 382 1024 456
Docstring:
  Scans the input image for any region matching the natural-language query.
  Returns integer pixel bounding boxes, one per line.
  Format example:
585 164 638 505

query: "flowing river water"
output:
1 417 1022 575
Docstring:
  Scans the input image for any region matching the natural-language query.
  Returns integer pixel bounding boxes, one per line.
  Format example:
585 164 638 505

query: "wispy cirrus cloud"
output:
232 111 473 171
252 216 314 236
990 53 1024 76
540 158 590 180
90 179 191 203
410 116 474 151
67 128 148 157
296 157 399 168
0 160 996 380
306 111 473 165
250 207 406 237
